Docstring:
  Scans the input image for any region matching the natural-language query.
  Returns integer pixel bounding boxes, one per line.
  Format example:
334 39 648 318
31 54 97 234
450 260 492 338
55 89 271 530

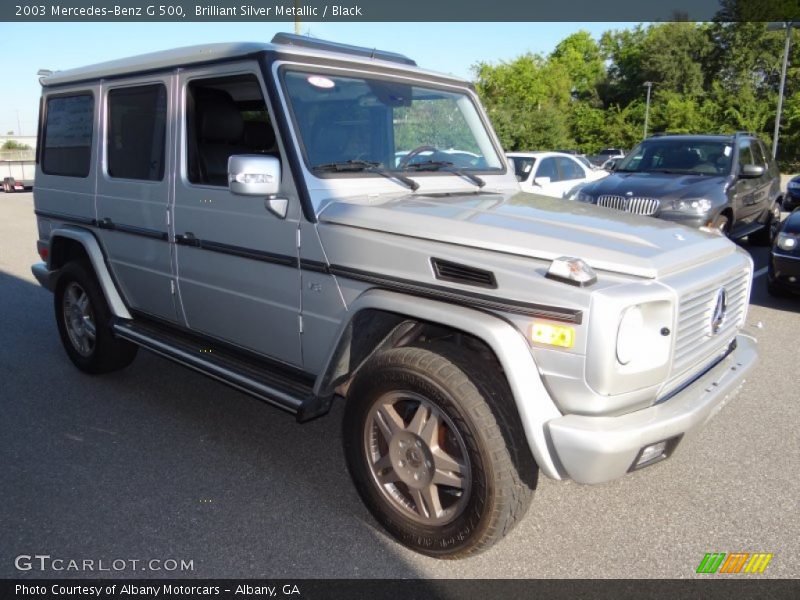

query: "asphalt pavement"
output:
0 192 797 579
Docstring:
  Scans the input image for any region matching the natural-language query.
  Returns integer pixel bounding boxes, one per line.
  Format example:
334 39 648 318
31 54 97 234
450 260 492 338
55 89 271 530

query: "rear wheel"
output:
55 260 138 374
343 344 536 558
750 202 781 246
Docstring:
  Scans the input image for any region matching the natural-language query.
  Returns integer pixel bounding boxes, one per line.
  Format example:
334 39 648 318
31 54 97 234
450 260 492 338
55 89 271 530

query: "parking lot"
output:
0 190 797 579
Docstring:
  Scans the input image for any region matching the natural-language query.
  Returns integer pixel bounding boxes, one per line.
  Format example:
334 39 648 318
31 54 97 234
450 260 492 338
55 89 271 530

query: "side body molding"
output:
47 227 132 320
315 289 565 479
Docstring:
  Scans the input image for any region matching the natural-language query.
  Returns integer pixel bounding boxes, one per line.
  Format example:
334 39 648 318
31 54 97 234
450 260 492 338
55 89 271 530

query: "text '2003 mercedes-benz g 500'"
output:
31 34 758 558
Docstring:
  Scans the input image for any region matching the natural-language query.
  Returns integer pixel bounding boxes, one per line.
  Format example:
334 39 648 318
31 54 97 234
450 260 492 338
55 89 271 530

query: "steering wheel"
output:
398 145 441 168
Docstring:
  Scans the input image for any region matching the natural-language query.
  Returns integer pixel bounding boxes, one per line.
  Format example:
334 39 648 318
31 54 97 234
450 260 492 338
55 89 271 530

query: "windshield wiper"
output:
402 160 486 188
312 160 419 191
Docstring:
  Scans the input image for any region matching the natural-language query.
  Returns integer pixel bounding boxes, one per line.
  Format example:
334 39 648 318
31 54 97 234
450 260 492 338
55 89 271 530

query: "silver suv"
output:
31 34 757 558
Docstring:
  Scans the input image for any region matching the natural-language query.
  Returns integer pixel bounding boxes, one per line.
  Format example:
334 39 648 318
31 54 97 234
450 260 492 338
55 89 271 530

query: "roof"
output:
40 40 466 88
506 151 576 158
644 134 738 142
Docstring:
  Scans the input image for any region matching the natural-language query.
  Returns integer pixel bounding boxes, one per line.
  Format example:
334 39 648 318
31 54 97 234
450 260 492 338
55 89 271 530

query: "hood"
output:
582 171 729 201
317 191 736 279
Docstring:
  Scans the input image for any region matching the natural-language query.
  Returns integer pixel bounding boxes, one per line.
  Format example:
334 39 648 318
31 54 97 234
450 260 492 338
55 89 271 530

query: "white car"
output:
507 151 608 198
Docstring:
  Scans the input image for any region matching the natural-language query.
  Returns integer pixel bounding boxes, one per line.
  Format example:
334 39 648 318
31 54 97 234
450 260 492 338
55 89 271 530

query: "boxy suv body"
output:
574 134 783 245
31 35 758 557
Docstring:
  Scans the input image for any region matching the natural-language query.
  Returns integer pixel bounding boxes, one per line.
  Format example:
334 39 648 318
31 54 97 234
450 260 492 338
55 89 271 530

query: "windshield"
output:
510 156 535 181
617 139 733 175
282 70 503 173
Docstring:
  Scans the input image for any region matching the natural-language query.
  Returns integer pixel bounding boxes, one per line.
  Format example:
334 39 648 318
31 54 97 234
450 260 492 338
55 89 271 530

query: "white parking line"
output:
754 266 769 279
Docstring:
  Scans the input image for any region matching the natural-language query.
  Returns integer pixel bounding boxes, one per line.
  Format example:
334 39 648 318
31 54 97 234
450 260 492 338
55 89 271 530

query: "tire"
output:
750 202 781 246
54 260 138 374
767 277 788 298
711 213 731 236
343 344 537 558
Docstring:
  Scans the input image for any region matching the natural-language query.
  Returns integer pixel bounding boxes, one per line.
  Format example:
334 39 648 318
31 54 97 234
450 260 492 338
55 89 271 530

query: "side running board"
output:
112 319 332 423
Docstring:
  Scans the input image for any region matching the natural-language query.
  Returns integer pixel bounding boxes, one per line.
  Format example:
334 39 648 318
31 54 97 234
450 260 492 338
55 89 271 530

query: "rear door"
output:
731 139 760 226
95 76 176 321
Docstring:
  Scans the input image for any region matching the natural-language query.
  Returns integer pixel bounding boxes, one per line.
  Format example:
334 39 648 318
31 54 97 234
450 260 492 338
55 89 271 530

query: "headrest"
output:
197 89 244 143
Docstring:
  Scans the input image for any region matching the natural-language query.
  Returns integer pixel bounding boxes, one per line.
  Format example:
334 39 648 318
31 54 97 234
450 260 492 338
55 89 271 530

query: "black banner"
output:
3 579 800 600
2 0 800 22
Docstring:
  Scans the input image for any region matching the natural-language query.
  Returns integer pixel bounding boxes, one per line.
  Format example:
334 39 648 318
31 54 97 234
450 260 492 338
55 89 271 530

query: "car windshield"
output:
281 70 503 173
510 156 535 181
617 140 733 175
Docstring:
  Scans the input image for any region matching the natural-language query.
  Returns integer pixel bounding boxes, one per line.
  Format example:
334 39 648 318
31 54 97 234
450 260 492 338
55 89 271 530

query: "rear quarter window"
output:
41 93 94 178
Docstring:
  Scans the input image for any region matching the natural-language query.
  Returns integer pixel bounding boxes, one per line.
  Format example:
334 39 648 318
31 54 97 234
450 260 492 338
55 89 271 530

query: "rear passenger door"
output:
95 76 176 321
172 65 302 366
732 139 763 226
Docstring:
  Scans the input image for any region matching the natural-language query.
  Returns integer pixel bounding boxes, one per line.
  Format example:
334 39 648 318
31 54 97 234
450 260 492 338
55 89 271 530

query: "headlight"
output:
776 232 798 251
788 181 800 190
616 305 645 365
568 188 593 202
667 198 712 213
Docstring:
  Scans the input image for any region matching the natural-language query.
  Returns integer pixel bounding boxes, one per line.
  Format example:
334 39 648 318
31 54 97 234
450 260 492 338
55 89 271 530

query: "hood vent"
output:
431 258 497 289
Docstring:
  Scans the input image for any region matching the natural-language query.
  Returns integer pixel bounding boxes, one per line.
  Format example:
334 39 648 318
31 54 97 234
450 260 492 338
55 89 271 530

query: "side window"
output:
738 141 754 169
41 93 94 177
537 157 560 182
186 74 276 186
557 157 585 180
749 140 766 167
107 84 167 181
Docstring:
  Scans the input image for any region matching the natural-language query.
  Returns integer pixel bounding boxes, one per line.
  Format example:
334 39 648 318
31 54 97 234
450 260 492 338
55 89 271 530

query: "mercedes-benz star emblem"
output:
710 288 727 334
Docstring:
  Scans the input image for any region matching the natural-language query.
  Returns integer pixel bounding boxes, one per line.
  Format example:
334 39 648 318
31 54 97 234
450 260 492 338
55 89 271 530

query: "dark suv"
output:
573 133 783 245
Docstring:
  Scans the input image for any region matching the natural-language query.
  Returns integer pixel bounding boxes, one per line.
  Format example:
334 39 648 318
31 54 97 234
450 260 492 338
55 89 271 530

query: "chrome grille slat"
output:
597 195 660 216
670 268 751 376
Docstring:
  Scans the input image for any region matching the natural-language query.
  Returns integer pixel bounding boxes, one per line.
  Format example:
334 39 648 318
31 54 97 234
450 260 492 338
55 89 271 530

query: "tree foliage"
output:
473 22 800 170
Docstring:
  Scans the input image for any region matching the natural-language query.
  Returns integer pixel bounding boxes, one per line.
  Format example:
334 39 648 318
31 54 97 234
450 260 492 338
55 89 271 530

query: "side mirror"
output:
740 164 765 179
533 176 551 187
228 155 280 196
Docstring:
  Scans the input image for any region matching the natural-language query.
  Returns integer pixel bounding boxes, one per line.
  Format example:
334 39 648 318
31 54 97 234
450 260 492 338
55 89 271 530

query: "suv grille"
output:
671 268 750 377
597 195 660 216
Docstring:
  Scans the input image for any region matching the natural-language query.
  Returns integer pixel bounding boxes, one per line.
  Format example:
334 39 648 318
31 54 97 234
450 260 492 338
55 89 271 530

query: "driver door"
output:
172 65 302 366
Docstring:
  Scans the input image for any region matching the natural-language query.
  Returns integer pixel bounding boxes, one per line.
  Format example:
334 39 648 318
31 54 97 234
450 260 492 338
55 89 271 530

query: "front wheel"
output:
749 202 781 246
343 345 536 558
55 260 138 374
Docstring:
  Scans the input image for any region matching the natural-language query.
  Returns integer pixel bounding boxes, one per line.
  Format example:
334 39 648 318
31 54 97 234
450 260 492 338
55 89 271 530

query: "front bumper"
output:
655 211 711 229
769 251 800 292
547 334 757 484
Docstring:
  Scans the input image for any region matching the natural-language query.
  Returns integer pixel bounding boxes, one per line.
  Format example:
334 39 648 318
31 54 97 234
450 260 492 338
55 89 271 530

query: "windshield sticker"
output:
307 75 335 89
723 145 732 157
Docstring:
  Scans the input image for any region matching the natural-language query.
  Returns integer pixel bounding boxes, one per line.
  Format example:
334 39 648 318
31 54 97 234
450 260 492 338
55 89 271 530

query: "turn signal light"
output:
530 322 575 349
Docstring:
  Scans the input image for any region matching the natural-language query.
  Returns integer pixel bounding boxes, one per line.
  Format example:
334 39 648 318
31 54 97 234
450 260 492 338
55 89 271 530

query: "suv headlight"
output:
776 232 798 251
613 302 672 370
788 181 799 190
666 198 712 213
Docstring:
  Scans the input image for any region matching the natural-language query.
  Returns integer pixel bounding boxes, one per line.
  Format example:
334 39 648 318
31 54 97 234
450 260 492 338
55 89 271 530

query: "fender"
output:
315 288 565 480
46 226 132 320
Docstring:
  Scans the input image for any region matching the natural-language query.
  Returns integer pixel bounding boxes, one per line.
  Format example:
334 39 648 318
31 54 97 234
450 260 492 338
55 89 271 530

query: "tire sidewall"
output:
343 350 499 557
54 261 113 373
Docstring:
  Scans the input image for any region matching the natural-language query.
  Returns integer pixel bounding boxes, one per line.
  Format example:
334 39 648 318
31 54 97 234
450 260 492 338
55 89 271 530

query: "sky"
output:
0 21 633 136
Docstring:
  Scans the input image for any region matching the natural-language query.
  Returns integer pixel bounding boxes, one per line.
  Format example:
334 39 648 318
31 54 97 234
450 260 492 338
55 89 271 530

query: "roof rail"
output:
734 130 757 137
271 33 417 66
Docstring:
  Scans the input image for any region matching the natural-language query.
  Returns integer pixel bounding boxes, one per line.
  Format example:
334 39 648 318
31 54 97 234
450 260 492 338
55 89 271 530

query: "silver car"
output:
31 33 757 558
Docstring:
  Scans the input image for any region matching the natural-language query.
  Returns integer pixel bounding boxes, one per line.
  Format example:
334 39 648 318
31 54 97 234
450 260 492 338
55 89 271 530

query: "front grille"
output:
671 268 751 378
597 195 660 216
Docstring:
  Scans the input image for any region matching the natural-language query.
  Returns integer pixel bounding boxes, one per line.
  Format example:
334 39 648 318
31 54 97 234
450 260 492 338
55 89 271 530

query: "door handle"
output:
175 232 200 246
96 217 115 230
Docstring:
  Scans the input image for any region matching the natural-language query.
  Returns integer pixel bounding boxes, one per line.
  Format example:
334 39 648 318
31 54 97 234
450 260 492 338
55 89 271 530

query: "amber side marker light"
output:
531 322 575 349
